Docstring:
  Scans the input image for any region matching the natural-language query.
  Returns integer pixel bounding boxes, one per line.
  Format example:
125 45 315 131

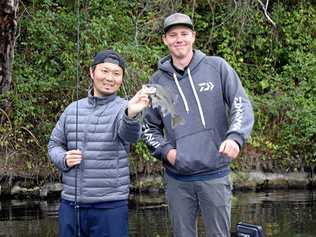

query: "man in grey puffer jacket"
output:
48 49 149 237
142 13 254 237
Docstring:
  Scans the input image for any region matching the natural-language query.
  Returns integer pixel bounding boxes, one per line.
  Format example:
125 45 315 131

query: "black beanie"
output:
92 49 125 74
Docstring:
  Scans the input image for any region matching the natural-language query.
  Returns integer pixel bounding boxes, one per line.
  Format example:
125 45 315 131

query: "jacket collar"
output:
88 88 117 105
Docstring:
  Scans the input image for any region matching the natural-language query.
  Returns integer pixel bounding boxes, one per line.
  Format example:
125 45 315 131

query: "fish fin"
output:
161 107 169 117
150 97 160 109
171 115 185 128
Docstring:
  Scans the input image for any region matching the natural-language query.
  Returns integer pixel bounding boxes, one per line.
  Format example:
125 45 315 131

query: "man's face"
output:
163 25 195 60
90 62 123 96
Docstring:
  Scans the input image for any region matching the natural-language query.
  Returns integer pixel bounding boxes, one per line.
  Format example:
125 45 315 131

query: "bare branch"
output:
205 0 238 50
257 0 276 27
191 0 196 23
0 107 12 129
19 0 33 19
134 0 149 46
208 0 238 31
21 126 42 148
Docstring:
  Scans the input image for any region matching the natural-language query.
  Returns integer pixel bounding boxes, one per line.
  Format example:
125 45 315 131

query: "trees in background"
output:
0 0 315 179
0 0 18 94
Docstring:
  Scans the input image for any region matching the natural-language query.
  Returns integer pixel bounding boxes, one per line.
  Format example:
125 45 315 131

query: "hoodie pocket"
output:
174 128 229 175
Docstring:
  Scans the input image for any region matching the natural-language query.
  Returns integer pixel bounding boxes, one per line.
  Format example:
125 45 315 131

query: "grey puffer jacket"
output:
48 90 141 203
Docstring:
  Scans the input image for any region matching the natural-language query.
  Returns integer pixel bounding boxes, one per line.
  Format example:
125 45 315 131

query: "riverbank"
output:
1 190 315 237
1 171 315 201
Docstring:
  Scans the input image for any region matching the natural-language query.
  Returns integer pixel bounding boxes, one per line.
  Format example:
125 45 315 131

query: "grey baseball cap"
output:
163 13 193 33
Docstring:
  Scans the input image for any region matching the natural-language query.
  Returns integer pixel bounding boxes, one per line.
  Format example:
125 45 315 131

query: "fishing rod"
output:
74 0 80 236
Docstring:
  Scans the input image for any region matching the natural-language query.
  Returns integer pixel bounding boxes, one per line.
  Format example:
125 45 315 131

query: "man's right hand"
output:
127 89 150 118
65 149 83 168
166 149 176 165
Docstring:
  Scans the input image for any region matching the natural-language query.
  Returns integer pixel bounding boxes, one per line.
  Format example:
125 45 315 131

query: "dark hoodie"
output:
142 50 254 179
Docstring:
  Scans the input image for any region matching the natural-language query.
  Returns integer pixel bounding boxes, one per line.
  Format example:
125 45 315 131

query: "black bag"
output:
236 222 265 237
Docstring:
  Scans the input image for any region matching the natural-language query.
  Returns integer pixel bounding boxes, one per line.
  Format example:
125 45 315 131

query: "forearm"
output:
47 113 70 172
220 58 254 146
142 123 173 161
117 109 141 143
48 141 69 172
227 96 254 147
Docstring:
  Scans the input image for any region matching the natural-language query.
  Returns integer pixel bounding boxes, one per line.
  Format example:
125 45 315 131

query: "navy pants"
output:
59 200 128 237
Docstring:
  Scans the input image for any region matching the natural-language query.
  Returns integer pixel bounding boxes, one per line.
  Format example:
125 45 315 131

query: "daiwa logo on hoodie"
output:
231 96 244 130
198 82 214 92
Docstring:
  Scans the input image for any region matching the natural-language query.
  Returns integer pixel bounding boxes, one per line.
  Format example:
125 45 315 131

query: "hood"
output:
158 50 206 78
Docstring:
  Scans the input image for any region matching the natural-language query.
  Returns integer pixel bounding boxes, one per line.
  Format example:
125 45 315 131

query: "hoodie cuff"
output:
226 132 244 148
160 143 174 161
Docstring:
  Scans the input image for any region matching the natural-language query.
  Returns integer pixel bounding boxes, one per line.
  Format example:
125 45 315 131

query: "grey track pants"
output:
165 173 232 237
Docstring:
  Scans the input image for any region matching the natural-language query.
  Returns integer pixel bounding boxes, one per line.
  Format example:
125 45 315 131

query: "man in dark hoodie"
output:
142 13 254 237
48 49 150 237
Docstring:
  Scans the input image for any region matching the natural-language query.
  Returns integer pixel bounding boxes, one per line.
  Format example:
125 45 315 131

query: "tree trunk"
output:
0 0 19 95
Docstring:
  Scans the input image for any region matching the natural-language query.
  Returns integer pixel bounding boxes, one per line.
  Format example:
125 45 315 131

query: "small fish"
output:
142 84 185 128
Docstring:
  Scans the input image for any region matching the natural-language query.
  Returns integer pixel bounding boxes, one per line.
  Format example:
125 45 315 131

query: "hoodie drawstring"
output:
188 68 206 128
173 70 206 128
173 73 189 113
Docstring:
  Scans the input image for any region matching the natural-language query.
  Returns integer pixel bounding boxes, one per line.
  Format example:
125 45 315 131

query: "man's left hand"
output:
219 139 240 159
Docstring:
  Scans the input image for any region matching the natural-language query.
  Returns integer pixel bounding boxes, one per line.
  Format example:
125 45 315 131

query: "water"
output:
0 190 315 237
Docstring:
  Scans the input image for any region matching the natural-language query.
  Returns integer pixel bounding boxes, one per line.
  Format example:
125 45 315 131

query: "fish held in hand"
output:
142 84 185 128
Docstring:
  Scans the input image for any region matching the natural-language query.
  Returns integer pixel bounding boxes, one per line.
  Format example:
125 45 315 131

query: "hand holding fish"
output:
127 89 150 118
219 139 240 159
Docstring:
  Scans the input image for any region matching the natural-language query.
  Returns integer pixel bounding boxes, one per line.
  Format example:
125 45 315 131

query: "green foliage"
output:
252 2 316 169
1 0 315 179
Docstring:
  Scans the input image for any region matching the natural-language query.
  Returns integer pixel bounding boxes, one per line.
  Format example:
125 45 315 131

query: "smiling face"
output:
163 25 196 61
90 62 123 96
